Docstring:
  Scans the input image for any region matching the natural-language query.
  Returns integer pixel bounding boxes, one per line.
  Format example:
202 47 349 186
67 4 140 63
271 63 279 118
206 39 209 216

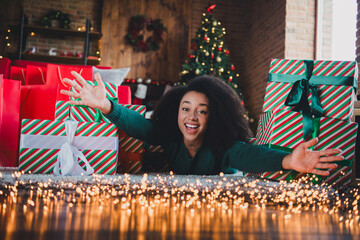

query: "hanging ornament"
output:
231 65 235 70
229 76 233 82
205 51 209 56
213 20 217 26
218 47 222 51
195 69 200 75
216 56 221 62
225 50 230 55
211 53 214 59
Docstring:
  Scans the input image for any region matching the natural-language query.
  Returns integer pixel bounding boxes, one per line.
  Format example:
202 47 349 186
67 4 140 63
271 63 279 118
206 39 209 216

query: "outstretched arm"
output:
282 138 343 176
60 71 112 114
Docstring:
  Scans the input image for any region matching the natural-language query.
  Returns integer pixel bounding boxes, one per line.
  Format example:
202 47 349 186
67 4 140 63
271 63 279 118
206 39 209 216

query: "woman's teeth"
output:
185 124 198 129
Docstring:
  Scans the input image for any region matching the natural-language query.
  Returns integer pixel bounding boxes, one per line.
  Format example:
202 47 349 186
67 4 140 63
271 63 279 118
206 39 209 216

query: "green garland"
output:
125 15 166 52
40 10 71 29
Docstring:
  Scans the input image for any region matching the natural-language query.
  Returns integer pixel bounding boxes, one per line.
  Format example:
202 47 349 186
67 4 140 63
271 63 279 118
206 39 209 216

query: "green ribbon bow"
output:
284 61 323 140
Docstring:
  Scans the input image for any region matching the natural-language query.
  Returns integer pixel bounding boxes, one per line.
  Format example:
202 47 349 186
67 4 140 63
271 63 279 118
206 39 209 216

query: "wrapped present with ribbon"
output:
248 109 358 187
18 119 118 175
116 104 147 173
262 59 358 127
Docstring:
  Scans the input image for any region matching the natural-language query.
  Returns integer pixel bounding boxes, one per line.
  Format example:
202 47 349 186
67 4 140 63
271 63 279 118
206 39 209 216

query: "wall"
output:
100 0 191 83
241 0 287 122
3 0 102 58
284 0 316 59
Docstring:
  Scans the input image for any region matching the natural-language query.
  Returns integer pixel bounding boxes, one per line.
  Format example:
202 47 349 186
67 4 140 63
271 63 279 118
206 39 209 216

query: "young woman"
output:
61 72 343 175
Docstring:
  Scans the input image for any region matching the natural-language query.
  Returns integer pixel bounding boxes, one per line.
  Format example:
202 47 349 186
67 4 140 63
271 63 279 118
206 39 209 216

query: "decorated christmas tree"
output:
179 5 250 121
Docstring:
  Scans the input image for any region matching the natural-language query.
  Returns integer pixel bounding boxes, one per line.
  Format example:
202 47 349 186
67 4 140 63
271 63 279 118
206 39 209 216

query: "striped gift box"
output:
118 104 146 153
19 119 119 175
70 105 111 123
262 59 358 121
249 109 358 187
55 100 70 121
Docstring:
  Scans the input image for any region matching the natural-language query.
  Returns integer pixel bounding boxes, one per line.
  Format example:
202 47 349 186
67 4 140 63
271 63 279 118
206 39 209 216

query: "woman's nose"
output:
190 111 198 120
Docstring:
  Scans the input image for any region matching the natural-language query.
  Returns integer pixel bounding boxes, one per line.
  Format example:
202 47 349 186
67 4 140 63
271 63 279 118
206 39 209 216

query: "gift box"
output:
118 104 146 153
116 104 147 173
68 81 118 123
18 119 118 175
55 100 70 121
262 59 358 121
248 109 358 187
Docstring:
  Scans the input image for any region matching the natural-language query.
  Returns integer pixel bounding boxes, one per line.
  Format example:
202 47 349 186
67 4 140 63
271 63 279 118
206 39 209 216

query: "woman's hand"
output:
60 71 112 114
282 138 343 176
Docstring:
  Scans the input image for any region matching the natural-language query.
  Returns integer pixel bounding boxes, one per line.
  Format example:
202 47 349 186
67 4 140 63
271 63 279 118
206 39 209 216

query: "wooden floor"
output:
0 171 359 239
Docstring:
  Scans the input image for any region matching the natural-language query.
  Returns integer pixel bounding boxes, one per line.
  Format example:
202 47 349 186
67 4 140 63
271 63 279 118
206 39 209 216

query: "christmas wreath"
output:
125 15 167 52
40 10 71 29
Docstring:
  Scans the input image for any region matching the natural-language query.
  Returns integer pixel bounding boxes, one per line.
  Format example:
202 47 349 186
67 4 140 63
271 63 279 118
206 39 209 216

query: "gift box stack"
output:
246 58 359 188
19 78 121 175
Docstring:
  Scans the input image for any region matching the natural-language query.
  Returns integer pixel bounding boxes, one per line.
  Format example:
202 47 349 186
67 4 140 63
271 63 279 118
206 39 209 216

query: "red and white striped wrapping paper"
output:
55 100 70 121
18 119 119 175
118 104 146 153
262 59 358 121
249 109 358 187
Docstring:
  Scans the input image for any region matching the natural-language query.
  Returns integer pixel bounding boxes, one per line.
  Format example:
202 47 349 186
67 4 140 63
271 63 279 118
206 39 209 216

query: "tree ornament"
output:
195 69 200 75
225 50 230 54
231 65 235 70
125 15 167 52
218 47 222 51
216 56 221 62
211 53 214 59
205 51 209 56
213 20 217 26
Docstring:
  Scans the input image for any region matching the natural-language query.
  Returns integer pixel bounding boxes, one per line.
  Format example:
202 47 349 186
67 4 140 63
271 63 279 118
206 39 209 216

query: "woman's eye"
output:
182 107 189 112
198 110 207 114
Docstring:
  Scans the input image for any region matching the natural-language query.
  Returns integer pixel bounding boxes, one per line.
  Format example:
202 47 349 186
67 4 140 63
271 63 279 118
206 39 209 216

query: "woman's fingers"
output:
315 162 337 169
319 155 344 162
303 138 319 148
311 169 330 176
94 72 104 87
71 71 90 88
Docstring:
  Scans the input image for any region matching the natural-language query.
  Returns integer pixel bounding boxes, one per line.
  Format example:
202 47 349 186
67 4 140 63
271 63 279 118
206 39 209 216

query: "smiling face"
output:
178 91 209 147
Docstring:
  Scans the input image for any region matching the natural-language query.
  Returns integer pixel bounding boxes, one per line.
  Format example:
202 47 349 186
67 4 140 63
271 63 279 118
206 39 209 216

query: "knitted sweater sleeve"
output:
103 100 161 145
223 142 288 172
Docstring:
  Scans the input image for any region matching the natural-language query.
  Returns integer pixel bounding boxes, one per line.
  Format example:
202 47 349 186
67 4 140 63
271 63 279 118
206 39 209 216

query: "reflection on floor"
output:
0 170 359 239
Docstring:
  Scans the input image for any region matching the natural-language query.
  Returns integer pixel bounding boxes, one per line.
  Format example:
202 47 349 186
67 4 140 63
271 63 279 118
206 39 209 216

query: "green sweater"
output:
104 102 288 175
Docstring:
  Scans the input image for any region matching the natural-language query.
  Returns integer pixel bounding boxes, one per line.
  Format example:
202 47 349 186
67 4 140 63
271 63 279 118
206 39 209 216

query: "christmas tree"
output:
179 5 249 119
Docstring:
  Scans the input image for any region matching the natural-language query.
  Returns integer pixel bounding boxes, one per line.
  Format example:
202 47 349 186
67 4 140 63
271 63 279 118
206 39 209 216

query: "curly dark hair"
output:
151 75 253 152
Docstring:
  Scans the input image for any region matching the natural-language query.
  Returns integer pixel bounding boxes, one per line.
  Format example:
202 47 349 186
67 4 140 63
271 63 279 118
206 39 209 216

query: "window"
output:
316 0 357 61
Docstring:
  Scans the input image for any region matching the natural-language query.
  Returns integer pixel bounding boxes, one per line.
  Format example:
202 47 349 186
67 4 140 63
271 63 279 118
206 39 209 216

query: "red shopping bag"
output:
0 77 21 167
20 85 58 120
25 65 47 85
46 64 93 100
10 66 26 84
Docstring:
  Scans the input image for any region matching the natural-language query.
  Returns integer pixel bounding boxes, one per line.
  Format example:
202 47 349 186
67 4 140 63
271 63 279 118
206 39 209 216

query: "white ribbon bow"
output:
53 121 94 176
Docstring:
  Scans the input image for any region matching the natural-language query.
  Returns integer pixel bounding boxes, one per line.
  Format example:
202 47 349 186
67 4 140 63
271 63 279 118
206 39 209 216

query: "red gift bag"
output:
25 65 47 85
46 64 93 101
20 85 58 120
0 77 21 167
0 57 11 79
10 66 26 84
